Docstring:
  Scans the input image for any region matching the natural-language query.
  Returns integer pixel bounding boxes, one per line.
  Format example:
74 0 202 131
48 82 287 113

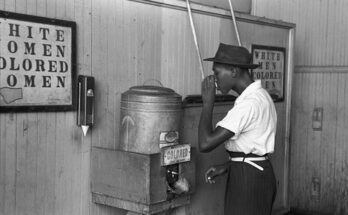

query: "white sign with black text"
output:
0 12 76 111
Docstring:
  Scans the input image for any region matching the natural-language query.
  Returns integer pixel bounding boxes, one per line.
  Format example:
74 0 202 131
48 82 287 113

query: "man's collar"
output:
235 80 262 103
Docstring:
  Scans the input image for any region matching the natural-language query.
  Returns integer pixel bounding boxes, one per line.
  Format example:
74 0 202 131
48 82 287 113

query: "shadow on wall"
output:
284 209 333 215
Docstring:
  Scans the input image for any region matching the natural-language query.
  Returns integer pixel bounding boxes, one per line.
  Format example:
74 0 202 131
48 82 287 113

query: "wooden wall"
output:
0 0 292 214
253 0 348 214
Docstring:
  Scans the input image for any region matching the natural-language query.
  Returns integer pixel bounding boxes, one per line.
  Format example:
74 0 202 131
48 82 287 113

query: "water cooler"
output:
91 85 196 215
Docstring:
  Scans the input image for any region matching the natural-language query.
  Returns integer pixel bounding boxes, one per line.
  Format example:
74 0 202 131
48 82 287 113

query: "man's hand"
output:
201 75 216 105
205 164 228 184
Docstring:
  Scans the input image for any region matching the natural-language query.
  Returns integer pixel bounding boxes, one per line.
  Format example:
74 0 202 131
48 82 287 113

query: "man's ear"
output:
230 67 238 78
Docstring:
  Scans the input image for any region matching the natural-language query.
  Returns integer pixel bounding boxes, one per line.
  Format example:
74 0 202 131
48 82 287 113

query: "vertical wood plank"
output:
2 4 18 215
91 0 112 149
1 113 17 215
74 0 93 214
289 73 301 207
298 73 311 209
341 71 348 214
13 3 38 215
54 113 66 215
318 73 337 212
45 113 57 215
333 72 346 214
35 113 48 215
0 115 3 215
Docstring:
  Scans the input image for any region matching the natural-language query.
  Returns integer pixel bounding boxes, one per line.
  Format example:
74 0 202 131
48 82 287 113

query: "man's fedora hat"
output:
204 43 259 69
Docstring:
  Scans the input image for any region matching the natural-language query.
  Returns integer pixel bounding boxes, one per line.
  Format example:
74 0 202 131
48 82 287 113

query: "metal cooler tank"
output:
119 85 182 154
91 85 195 215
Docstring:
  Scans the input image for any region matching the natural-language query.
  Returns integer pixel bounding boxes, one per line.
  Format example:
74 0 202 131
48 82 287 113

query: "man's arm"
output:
198 76 234 153
198 103 234 152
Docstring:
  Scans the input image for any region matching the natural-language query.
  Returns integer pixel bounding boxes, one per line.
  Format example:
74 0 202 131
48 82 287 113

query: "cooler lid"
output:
121 85 182 103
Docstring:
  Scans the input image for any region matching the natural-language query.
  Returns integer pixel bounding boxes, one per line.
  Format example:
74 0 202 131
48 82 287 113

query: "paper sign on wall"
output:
252 45 286 102
0 11 76 111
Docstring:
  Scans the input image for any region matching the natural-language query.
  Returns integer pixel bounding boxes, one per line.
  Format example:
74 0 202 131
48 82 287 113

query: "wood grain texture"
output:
253 1 348 214
0 1 292 215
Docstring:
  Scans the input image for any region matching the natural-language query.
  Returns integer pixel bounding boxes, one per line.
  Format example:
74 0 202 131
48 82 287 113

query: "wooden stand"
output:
91 147 195 214
93 193 190 215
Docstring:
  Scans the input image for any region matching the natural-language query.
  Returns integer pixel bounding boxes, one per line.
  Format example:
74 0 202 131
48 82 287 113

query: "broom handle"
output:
186 0 205 80
228 0 241 46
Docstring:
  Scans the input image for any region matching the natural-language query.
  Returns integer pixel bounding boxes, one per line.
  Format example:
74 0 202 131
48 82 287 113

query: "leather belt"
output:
229 156 268 171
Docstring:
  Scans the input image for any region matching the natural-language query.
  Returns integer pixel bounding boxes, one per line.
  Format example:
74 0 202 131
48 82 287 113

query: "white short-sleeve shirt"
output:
216 80 277 155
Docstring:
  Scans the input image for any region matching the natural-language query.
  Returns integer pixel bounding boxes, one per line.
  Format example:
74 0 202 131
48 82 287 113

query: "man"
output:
198 43 277 215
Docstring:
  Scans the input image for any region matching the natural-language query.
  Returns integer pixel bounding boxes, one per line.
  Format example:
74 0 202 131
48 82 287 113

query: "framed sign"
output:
0 11 76 112
252 45 286 102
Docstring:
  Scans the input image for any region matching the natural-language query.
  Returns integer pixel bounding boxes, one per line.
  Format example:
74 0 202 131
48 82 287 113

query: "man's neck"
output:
234 77 254 95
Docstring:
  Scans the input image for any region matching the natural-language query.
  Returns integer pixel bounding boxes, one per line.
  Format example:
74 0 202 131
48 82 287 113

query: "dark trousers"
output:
224 157 277 215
